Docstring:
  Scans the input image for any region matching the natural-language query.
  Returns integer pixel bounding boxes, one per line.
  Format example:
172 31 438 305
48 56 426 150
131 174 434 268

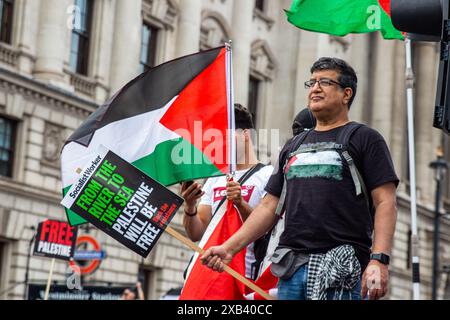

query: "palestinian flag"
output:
61 46 235 226
180 201 246 300
286 0 404 40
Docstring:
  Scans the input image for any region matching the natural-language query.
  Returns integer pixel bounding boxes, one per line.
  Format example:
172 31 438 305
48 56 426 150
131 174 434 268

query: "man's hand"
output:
201 245 233 273
361 260 389 300
226 180 243 205
181 182 204 213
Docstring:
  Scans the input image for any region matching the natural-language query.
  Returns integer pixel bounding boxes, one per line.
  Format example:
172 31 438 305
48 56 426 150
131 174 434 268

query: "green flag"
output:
286 0 404 40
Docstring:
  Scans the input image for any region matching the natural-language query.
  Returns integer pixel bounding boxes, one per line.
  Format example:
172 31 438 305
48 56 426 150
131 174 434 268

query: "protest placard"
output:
61 147 273 300
33 219 78 261
61 146 183 257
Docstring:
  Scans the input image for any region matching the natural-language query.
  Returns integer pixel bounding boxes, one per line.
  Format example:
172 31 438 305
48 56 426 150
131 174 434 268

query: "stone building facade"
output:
0 0 449 300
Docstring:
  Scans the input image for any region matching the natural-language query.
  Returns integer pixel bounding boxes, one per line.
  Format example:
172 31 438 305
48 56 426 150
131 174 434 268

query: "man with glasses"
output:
201 57 399 300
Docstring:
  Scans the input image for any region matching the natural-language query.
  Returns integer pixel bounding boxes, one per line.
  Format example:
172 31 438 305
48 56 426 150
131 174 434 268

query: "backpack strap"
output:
335 122 372 211
274 130 312 217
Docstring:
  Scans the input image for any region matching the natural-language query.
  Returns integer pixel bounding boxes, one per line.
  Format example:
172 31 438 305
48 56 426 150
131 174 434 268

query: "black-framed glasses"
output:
304 78 343 89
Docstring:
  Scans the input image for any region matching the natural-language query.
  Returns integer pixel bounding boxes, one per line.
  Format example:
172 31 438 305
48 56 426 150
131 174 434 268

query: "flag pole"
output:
165 226 275 300
44 258 56 301
225 41 236 176
405 37 421 300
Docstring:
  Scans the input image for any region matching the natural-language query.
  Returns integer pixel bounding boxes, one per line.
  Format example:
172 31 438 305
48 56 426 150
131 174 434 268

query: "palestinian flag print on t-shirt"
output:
285 145 343 181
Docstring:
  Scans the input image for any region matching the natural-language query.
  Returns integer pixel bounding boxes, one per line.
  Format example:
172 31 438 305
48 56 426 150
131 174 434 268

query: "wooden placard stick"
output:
165 226 275 301
44 258 56 301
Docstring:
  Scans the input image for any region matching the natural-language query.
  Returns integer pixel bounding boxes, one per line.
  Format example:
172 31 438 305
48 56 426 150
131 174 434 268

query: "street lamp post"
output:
429 147 448 300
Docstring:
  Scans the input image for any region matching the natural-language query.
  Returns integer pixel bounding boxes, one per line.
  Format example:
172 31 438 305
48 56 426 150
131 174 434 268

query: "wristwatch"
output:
370 253 390 265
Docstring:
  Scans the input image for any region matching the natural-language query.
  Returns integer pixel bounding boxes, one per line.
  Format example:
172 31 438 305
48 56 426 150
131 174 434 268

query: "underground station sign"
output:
69 235 106 275
27 284 126 300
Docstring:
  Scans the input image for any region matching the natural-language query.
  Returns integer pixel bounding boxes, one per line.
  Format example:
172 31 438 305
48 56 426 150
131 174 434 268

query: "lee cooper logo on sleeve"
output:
61 146 184 258
33 220 78 261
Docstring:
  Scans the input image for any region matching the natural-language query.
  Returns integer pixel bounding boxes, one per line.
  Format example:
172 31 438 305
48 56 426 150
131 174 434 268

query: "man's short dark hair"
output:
235 103 254 129
310 57 358 108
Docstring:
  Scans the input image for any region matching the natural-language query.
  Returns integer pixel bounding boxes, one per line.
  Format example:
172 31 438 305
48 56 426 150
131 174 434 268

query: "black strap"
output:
335 122 364 146
211 163 266 218
274 130 313 217
335 122 373 211
288 129 313 159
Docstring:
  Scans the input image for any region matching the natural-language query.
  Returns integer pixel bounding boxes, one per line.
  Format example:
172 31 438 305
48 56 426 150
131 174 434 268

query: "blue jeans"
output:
278 264 362 300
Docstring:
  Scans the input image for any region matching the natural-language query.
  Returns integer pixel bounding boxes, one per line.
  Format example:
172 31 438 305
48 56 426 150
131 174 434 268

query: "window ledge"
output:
63 68 107 100
0 42 19 68
64 69 95 97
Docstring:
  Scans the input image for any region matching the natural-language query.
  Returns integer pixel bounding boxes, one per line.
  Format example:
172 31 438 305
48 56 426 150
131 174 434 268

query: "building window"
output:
0 117 16 178
140 24 159 73
0 0 14 44
255 0 265 12
248 76 260 127
69 0 93 75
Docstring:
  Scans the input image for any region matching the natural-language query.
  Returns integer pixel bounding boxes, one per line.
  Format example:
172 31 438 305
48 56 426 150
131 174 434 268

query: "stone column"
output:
33 0 72 83
231 0 255 107
89 0 116 103
270 17 300 138
348 34 371 124
175 0 202 57
370 34 395 143
293 30 319 116
14 0 41 75
109 0 142 94
389 40 407 184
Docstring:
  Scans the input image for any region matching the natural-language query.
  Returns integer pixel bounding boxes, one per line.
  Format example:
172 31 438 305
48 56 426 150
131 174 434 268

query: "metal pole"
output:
405 37 421 300
225 40 236 175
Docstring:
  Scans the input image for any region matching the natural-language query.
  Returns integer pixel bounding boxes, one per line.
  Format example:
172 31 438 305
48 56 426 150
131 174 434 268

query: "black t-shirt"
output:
265 123 399 269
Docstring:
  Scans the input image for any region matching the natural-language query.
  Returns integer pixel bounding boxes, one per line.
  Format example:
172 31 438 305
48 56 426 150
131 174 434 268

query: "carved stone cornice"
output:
250 40 277 80
253 8 275 30
329 36 351 52
142 0 179 30
200 10 232 51
0 67 97 118
0 177 62 204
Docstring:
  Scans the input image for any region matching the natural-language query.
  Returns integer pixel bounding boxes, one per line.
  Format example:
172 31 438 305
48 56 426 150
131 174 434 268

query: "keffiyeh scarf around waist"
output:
307 244 361 300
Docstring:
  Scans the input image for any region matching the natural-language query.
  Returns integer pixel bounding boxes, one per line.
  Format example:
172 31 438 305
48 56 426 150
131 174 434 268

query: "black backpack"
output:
275 122 373 217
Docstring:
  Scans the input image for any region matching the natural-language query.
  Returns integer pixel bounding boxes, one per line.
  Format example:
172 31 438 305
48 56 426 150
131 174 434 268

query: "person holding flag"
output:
179 104 275 299
201 57 399 300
